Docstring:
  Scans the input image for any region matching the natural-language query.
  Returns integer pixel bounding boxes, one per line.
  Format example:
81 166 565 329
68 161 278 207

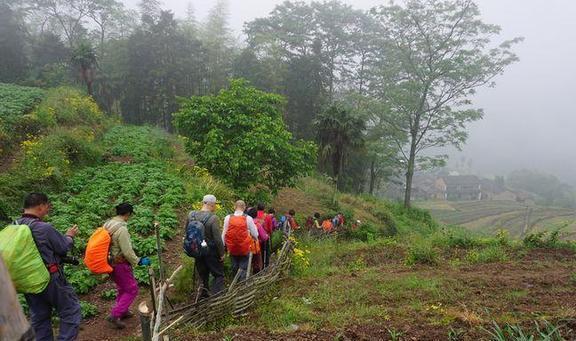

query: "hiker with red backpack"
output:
246 207 268 274
183 194 225 299
222 200 258 281
104 203 151 329
14 193 81 341
262 208 277 268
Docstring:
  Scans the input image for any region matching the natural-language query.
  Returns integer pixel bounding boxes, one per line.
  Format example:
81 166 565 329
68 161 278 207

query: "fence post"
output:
154 222 165 282
138 301 152 341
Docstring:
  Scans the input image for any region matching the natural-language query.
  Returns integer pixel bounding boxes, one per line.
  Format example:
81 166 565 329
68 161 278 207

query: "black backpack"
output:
183 212 212 258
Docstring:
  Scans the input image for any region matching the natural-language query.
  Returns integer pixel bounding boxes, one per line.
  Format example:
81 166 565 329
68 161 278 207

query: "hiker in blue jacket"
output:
16 193 81 341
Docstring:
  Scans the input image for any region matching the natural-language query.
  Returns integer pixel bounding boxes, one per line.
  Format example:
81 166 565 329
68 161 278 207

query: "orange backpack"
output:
84 227 113 274
322 219 333 232
225 215 252 256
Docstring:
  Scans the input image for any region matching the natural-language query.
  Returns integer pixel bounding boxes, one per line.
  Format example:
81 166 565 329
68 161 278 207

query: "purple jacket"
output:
17 214 74 266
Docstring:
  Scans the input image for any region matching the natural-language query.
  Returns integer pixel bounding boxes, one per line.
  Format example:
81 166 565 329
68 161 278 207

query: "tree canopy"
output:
173 79 317 193
369 0 521 207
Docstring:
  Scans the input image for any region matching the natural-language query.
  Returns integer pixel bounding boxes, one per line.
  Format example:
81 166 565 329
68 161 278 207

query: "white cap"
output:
202 194 217 204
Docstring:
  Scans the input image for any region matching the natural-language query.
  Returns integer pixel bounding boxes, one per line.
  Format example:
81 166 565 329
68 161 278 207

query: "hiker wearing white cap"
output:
183 194 224 298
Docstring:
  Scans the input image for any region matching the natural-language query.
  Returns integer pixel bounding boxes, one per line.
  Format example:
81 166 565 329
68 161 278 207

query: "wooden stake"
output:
138 301 152 341
154 222 165 282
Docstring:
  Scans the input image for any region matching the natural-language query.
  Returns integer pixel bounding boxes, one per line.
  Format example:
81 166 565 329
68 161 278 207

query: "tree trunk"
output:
403 137 417 208
0 255 34 341
369 159 376 195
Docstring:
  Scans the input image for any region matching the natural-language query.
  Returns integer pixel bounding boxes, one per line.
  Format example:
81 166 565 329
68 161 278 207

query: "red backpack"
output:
263 214 274 234
225 215 251 256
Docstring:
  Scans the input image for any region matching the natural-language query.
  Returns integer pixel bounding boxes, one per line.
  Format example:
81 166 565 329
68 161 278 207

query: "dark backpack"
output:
183 212 212 258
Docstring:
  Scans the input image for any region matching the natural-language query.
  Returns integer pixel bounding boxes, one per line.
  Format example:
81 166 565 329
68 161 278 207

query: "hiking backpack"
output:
225 215 251 256
183 212 212 258
84 227 113 274
0 224 50 294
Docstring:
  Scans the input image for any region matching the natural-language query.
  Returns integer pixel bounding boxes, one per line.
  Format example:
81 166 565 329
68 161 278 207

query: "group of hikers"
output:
3 192 300 340
186 196 298 300
304 212 347 235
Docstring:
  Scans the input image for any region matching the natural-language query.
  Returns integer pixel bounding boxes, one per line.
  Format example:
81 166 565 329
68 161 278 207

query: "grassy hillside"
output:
418 200 576 238
186 181 576 340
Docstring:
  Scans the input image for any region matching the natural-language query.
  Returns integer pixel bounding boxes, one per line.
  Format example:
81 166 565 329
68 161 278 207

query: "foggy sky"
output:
128 0 576 184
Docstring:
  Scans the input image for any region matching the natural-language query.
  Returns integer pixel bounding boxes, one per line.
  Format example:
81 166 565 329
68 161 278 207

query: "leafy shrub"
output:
466 245 508 264
34 87 108 129
100 289 117 301
270 230 284 253
523 229 566 249
65 266 100 294
174 79 317 193
79 301 99 319
405 239 439 266
341 223 379 242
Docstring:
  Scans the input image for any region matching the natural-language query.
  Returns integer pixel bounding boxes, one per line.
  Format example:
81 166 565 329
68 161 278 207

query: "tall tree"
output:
314 105 365 190
0 3 28 82
33 0 94 47
174 79 317 192
370 0 521 207
87 0 124 55
245 1 366 138
71 41 97 96
122 10 205 128
200 0 235 94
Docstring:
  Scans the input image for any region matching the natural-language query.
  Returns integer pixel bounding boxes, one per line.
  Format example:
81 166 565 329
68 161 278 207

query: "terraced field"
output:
417 200 576 238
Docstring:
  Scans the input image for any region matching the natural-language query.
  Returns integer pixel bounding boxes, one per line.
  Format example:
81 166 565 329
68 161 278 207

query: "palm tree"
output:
71 42 97 96
314 105 365 189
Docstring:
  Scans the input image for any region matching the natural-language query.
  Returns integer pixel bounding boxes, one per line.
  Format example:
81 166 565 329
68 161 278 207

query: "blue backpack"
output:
183 212 212 258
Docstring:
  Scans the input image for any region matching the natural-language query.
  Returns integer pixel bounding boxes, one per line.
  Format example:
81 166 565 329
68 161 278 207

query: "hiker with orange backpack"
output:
222 200 258 281
13 193 81 341
103 203 151 329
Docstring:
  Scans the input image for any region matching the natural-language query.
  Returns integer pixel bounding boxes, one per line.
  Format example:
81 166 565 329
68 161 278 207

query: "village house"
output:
435 175 482 201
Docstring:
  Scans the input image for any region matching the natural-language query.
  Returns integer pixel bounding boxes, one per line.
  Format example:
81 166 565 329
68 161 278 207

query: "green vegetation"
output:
0 83 45 117
174 80 316 199
0 86 111 221
79 301 99 319
421 200 576 238
485 320 564 341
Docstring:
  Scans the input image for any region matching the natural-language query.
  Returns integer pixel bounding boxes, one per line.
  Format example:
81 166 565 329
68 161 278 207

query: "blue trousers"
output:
231 255 249 282
24 272 81 341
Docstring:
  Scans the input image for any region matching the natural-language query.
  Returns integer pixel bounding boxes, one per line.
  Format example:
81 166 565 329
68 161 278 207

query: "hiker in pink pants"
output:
103 203 151 329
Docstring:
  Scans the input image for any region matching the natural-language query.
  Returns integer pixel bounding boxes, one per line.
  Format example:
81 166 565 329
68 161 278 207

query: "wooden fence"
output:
140 238 294 341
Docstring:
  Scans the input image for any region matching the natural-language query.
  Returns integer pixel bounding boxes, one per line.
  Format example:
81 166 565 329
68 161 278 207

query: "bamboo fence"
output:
140 238 294 341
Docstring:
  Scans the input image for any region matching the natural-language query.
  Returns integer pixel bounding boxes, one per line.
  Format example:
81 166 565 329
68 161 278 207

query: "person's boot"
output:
121 311 134 320
107 315 126 329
